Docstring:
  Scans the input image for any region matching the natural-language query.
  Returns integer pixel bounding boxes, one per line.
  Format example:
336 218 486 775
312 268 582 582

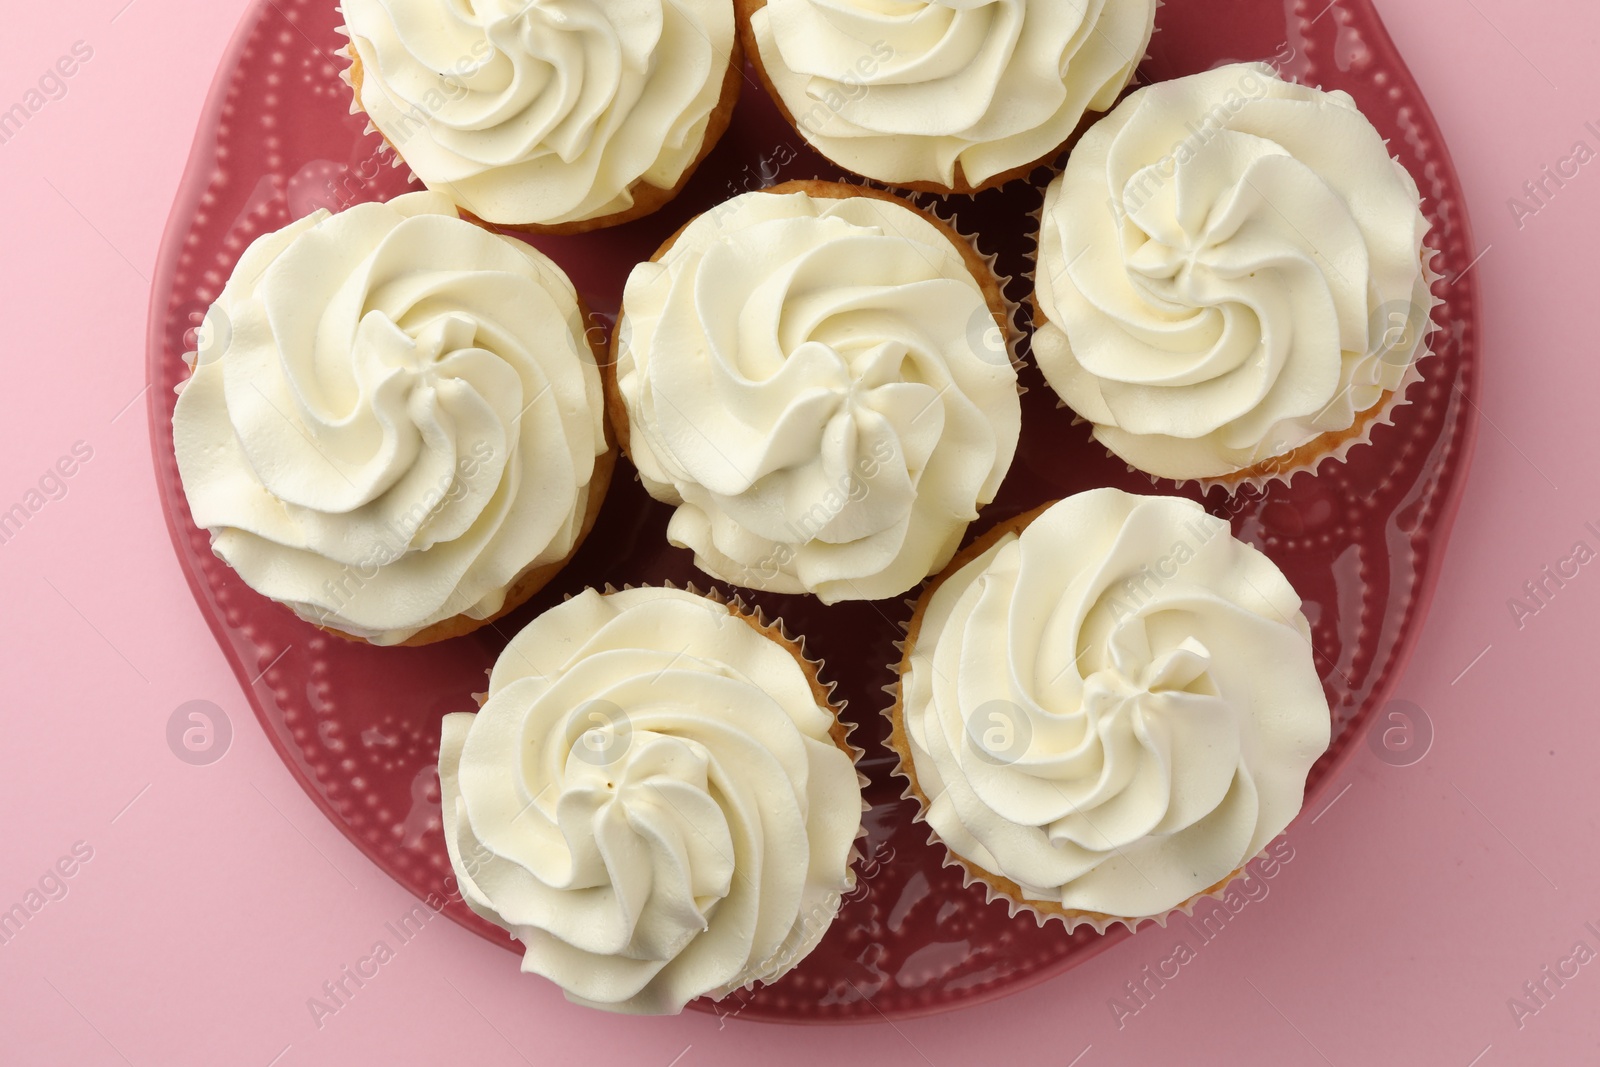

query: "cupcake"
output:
737 0 1157 193
1031 63 1437 486
342 0 741 233
438 586 863 1014
889 489 1331 928
610 181 1021 604
171 191 614 646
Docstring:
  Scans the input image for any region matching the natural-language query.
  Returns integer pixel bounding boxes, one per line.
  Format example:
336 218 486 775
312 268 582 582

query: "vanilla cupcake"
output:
172 191 613 646
342 0 741 233
439 586 862 1014
889 489 1331 928
738 0 1157 193
610 181 1021 604
1032 63 1436 486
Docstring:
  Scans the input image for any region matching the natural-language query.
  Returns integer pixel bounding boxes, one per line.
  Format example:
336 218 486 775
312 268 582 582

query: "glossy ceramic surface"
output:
147 0 1480 1022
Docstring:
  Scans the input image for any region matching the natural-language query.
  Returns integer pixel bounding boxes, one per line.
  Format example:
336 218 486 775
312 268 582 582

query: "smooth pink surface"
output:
2 0 1594 1062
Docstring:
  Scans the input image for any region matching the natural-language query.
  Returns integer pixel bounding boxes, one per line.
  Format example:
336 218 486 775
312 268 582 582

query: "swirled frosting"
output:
901 489 1330 919
747 0 1156 188
616 187 1020 603
1033 63 1433 481
343 0 736 227
172 191 608 645
439 587 861 1014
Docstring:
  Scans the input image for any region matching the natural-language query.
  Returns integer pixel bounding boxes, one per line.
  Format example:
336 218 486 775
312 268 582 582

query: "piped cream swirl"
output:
1033 64 1433 481
748 0 1156 187
344 0 736 227
902 489 1330 919
439 587 860 1014
615 188 1020 603
172 191 608 645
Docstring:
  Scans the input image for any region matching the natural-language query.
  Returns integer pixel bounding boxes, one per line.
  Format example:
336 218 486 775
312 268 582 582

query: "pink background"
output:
2 1 1594 1063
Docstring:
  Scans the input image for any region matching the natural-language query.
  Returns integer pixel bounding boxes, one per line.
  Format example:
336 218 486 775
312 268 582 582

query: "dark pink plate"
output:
147 0 1480 1023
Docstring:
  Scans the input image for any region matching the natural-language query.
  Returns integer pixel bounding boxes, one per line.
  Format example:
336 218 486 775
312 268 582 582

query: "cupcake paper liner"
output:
333 35 417 186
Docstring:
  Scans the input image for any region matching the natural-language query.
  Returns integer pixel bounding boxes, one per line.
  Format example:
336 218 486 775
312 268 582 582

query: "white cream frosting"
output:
902 489 1330 919
616 188 1020 603
438 587 860 1014
343 0 736 227
172 191 608 645
748 0 1156 188
1033 63 1434 481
